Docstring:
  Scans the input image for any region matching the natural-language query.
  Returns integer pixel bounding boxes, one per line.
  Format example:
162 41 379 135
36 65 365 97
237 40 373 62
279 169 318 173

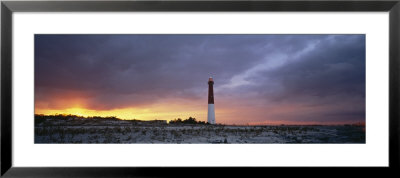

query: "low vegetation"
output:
34 114 365 144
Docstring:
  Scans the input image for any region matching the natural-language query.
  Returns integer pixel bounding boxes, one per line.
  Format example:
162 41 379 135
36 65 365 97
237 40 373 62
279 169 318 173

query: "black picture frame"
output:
1 0 399 177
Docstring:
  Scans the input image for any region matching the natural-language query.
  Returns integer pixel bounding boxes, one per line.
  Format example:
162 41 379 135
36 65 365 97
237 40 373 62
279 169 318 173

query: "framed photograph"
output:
1 0 399 177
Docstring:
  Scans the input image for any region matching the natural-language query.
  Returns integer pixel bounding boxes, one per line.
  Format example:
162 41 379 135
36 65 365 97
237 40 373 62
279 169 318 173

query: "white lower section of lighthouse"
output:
207 104 216 124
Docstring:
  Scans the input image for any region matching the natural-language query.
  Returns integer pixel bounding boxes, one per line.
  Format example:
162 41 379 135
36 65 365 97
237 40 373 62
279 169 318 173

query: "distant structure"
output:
207 77 216 124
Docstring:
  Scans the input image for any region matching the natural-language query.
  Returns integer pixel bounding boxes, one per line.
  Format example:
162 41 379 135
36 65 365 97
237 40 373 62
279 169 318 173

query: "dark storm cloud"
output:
256 35 365 100
35 34 365 123
218 35 365 123
35 35 272 109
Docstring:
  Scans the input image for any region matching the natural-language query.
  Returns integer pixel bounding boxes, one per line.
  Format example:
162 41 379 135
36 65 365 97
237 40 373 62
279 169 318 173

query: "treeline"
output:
35 114 209 125
169 117 209 125
35 114 120 120
35 114 122 125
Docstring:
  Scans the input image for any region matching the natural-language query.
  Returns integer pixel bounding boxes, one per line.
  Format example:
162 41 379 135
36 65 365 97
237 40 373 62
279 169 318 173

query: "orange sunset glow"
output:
35 100 206 122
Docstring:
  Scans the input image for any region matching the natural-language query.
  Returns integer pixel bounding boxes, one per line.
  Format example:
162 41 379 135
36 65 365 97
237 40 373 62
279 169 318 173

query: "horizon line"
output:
34 113 366 126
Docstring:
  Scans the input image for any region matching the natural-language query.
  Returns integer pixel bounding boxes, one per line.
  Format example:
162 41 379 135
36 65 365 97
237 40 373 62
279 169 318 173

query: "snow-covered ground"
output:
34 118 365 143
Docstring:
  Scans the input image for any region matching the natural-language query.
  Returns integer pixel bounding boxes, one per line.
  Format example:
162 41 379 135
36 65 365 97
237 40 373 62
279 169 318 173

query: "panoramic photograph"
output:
34 34 365 144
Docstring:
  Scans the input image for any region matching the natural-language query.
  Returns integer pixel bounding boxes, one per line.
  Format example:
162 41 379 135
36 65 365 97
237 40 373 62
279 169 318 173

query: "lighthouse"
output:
207 77 216 124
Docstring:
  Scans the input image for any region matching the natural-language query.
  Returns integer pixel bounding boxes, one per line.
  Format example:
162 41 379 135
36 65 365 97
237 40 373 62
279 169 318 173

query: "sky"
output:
35 34 365 125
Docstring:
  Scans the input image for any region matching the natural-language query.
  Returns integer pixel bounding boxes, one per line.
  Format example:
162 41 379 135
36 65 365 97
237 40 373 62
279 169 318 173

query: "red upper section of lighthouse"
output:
208 77 214 104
